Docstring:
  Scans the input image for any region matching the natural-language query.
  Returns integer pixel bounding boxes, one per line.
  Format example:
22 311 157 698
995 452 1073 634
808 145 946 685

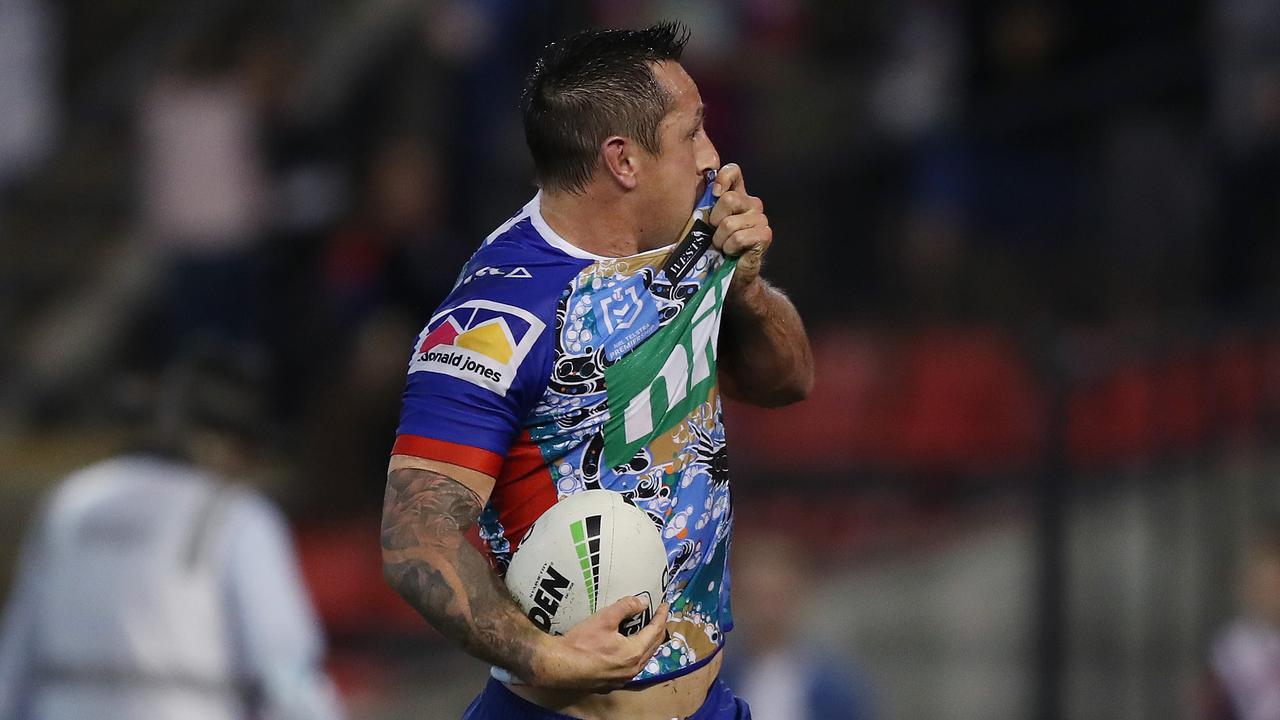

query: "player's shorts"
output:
461 677 752 719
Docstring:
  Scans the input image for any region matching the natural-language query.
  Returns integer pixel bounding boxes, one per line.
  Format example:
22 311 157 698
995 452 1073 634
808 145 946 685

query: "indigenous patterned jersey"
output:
395 188 736 684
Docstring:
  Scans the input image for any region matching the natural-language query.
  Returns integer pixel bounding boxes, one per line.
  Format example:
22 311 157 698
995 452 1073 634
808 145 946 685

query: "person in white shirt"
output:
1204 524 1280 720
0 343 344 720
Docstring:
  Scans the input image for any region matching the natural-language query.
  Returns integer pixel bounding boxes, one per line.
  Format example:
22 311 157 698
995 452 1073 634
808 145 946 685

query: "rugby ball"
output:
505 489 667 637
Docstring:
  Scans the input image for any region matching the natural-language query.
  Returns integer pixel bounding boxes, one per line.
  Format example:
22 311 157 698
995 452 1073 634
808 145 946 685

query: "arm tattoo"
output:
381 468 542 679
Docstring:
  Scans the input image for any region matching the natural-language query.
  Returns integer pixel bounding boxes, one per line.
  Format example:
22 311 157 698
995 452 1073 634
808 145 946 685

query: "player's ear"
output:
601 136 639 190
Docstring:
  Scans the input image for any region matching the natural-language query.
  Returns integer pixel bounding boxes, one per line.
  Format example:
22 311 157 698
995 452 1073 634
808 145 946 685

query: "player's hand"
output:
529 596 670 692
708 162 771 297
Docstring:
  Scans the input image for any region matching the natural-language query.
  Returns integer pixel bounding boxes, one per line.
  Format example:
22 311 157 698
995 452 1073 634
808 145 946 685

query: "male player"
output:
381 22 813 719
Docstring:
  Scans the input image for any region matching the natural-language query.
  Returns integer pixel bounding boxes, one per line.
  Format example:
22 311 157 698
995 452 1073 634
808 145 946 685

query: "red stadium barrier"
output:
295 518 435 638
728 326 1044 474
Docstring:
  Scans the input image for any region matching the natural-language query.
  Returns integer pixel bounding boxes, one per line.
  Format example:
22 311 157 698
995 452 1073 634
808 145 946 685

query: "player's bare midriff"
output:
508 650 723 720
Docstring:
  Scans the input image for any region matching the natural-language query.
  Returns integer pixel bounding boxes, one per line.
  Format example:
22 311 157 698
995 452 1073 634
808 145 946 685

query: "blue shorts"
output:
462 677 752 720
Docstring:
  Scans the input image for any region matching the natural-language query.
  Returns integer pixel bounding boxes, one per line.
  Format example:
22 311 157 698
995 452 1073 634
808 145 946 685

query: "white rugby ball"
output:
505 489 667 636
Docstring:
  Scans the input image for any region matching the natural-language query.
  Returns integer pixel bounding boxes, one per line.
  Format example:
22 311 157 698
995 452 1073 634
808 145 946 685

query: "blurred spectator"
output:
1203 523 1280 720
0 0 59 193
289 135 468 517
139 28 271 350
869 0 964 143
723 532 877 720
0 342 343 720
0 0 59 382
320 136 463 337
1211 0 1280 310
1213 0 1280 156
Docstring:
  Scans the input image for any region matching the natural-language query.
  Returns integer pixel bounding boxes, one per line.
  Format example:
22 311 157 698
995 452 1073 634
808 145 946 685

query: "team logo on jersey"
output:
410 299 544 396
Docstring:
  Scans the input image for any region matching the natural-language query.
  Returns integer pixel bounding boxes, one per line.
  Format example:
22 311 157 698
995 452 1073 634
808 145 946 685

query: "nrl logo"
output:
618 591 654 637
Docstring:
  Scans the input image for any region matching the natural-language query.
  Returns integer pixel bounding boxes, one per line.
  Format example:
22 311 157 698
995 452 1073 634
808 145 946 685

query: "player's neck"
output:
539 185 648 258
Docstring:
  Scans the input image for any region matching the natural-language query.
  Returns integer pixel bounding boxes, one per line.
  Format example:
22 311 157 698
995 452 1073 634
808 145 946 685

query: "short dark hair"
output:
154 338 271 445
521 22 691 194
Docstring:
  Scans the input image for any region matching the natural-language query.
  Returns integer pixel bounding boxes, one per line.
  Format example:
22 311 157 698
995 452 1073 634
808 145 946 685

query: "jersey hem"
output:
490 641 727 690
623 642 726 689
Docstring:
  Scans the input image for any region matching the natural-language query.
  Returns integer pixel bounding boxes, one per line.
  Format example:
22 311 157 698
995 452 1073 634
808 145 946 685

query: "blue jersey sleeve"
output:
393 229 589 475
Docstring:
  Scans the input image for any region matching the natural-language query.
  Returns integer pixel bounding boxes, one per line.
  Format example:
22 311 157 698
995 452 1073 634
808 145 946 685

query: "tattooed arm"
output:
380 458 669 690
380 464 544 676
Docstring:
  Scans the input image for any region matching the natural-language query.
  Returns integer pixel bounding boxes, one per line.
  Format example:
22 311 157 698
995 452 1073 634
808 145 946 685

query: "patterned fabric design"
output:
526 245 736 680
396 190 738 683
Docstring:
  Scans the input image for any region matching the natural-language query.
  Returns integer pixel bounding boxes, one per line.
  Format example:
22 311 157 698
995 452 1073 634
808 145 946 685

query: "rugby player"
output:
381 22 813 719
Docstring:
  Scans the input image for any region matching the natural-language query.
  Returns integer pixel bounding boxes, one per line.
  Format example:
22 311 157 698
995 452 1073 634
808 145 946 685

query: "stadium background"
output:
1 0 1278 717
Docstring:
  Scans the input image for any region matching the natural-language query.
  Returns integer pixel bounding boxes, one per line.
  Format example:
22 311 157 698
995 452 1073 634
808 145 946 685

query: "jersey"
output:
395 188 737 684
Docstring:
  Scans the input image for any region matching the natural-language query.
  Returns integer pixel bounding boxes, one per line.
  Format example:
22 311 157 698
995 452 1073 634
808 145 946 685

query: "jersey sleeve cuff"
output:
392 434 505 477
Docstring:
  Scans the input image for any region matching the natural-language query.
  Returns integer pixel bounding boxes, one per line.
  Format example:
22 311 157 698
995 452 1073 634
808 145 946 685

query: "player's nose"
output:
697 135 720 177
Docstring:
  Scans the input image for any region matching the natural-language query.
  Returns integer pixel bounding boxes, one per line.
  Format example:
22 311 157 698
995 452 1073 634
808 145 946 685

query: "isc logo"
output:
527 564 573 633
461 265 532 285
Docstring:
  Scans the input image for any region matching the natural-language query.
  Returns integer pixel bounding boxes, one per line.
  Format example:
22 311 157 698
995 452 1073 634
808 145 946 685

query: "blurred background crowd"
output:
1 0 1279 718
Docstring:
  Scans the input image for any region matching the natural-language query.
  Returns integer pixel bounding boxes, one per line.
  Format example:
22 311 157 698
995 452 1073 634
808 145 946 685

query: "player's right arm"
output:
387 251 668 689
380 456 668 691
